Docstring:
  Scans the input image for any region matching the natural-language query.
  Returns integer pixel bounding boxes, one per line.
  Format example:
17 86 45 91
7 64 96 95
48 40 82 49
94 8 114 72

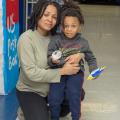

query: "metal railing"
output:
26 0 38 30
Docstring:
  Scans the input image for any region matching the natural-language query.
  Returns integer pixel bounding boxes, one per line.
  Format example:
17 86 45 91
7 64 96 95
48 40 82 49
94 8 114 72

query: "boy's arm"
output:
83 40 98 73
47 36 60 67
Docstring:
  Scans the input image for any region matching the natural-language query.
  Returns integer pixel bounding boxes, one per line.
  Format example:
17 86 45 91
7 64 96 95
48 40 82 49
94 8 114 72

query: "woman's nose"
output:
48 16 52 22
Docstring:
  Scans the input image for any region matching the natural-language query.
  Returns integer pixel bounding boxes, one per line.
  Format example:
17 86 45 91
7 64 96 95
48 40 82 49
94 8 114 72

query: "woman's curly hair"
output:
28 0 61 35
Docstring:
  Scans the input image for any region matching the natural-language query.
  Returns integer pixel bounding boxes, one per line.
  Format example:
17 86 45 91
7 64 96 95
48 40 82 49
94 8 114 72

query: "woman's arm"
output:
18 34 61 83
18 33 80 83
59 62 80 75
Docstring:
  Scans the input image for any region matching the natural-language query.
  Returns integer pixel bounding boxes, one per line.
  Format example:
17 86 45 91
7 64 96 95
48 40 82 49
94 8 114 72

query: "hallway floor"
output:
80 4 120 120
0 4 120 120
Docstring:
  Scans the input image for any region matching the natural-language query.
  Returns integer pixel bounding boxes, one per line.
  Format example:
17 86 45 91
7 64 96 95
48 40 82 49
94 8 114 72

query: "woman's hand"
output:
59 62 80 75
65 53 84 64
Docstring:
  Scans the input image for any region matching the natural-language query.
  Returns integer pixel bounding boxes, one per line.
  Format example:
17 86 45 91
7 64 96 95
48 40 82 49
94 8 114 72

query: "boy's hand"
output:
51 57 60 64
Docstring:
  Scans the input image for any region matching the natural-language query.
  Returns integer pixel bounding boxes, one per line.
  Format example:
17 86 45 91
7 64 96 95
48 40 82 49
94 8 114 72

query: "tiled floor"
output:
0 4 120 120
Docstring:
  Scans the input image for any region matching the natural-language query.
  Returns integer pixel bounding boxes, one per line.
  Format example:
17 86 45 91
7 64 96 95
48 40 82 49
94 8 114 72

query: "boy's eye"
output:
64 25 77 28
64 25 69 28
71 25 77 28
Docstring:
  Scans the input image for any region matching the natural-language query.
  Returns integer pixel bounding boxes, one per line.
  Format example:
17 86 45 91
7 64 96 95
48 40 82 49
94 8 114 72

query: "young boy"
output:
47 2 98 120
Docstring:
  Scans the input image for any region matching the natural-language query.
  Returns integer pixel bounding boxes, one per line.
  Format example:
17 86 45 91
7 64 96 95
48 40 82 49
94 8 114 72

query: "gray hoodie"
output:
48 33 98 72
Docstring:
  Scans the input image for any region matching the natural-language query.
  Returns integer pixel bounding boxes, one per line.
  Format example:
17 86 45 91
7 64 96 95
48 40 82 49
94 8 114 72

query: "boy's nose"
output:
67 26 72 31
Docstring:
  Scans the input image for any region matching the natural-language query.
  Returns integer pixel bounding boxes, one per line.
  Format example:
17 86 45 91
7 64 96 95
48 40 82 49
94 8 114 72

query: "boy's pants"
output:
48 71 84 120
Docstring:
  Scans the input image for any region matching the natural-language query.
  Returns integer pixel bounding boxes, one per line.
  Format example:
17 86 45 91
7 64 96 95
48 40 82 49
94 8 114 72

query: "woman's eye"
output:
52 16 57 20
43 13 57 20
44 13 49 17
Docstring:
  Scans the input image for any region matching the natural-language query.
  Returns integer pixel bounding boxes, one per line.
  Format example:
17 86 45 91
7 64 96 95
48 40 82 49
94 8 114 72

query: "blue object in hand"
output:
87 66 106 80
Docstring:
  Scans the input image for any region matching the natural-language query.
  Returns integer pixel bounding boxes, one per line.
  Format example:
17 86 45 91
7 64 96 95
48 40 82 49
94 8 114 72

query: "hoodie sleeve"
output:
47 35 61 67
81 39 98 73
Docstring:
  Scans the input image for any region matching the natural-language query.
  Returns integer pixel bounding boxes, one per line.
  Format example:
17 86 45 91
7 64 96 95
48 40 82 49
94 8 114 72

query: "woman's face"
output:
37 5 57 35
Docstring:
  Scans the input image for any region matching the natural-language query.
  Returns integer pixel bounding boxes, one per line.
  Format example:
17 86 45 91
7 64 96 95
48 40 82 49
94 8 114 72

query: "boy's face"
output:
62 16 80 39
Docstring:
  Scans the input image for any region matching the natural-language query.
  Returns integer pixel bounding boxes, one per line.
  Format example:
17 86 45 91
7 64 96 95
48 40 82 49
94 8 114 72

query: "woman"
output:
16 0 82 120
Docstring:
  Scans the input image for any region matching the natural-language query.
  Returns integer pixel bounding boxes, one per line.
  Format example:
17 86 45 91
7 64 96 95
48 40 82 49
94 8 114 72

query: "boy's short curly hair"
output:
61 0 84 27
